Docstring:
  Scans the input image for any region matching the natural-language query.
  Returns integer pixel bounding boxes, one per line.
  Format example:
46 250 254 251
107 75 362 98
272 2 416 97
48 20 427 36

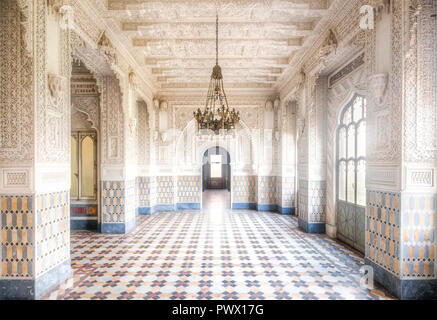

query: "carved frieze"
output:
328 53 365 88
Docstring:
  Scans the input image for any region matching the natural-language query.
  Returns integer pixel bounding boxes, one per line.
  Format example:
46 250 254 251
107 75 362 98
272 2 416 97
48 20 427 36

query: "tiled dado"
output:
401 194 435 279
36 191 70 277
257 176 278 207
156 176 175 210
279 176 296 215
136 176 157 214
298 180 308 228
298 180 326 234
365 190 437 300
177 176 201 210
232 176 257 209
1 195 34 278
136 176 201 213
71 204 97 217
232 176 295 214
70 204 97 230
308 181 326 224
137 176 152 209
101 181 136 234
124 180 136 230
0 192 71 299
366 191 401 276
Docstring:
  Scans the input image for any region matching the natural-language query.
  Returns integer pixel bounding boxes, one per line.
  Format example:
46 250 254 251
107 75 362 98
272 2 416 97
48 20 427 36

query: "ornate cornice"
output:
277 0 363 95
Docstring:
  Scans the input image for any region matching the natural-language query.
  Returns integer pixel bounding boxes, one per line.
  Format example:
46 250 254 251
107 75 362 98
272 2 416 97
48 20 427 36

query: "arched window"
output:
336 95 366 252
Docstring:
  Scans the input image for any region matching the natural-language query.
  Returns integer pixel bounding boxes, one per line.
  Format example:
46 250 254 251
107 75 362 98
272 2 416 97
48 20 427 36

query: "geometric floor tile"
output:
41 191 393 300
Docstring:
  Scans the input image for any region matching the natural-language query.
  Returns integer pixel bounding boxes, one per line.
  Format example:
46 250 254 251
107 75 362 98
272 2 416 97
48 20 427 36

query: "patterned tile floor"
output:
42 191 393 300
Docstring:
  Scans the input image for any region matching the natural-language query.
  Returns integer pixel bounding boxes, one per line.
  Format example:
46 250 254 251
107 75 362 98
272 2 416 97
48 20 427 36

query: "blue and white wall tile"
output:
232 176 257 209
177 176 201 210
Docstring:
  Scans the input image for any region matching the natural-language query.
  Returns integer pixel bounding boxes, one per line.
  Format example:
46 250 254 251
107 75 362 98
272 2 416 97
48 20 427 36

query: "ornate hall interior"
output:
0 0 436 300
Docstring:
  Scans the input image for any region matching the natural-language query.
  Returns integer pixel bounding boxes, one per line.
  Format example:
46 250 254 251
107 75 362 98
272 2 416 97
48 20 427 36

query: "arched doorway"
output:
336 94 367 253
202 146 231 209
70 59 100 230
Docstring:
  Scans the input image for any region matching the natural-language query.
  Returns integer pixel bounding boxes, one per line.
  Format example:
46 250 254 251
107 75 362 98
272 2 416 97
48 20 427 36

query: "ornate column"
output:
277 99 297 215
257 99 278 212
297 71 328 234
99 74 137 233
0 0 72 299
364 0 437 299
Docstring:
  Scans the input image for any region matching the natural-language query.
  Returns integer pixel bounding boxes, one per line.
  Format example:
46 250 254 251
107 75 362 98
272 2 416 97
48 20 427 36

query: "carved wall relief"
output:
136 100 150 167
0 0 34 163
48 74 67 111
101 76 124 164
319 29 338 61
368 73 388 107
98 31 117 67
36 0 71 165
404 0 437 162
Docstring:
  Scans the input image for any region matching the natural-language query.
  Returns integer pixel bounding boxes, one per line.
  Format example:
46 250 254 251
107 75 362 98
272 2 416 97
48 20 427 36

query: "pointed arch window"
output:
337 95 367 206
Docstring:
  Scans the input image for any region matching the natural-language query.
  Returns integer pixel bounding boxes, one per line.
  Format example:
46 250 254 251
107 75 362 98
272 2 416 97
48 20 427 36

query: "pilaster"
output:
364 0 437 299
0 0 72 299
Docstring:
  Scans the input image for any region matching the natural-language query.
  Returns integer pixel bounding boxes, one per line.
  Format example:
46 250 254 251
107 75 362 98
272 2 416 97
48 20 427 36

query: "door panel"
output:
337 200 356 246
354 205 366 252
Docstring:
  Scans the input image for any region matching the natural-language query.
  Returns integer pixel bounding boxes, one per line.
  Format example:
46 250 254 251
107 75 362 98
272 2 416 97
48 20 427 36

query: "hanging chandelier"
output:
193 14 240 135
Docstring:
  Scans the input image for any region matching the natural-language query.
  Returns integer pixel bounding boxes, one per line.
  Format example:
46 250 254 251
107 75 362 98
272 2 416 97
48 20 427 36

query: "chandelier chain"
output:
216 14 218 65
193 12 240 135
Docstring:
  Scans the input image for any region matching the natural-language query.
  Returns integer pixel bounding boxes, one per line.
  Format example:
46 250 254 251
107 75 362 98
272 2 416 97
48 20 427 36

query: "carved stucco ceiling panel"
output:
88 0 333 91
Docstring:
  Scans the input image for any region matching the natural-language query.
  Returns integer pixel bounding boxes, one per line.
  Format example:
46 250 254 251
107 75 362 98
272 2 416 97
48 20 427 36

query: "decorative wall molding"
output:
328 52 365 88
101 165 125 181
368 73 388 108
407 169 434 188
366 165 400 191
0 168 33 193
35 165 70 193
404 165 437 192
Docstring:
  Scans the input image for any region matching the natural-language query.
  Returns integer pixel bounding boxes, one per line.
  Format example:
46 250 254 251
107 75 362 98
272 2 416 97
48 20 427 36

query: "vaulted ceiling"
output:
96 0 334 93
